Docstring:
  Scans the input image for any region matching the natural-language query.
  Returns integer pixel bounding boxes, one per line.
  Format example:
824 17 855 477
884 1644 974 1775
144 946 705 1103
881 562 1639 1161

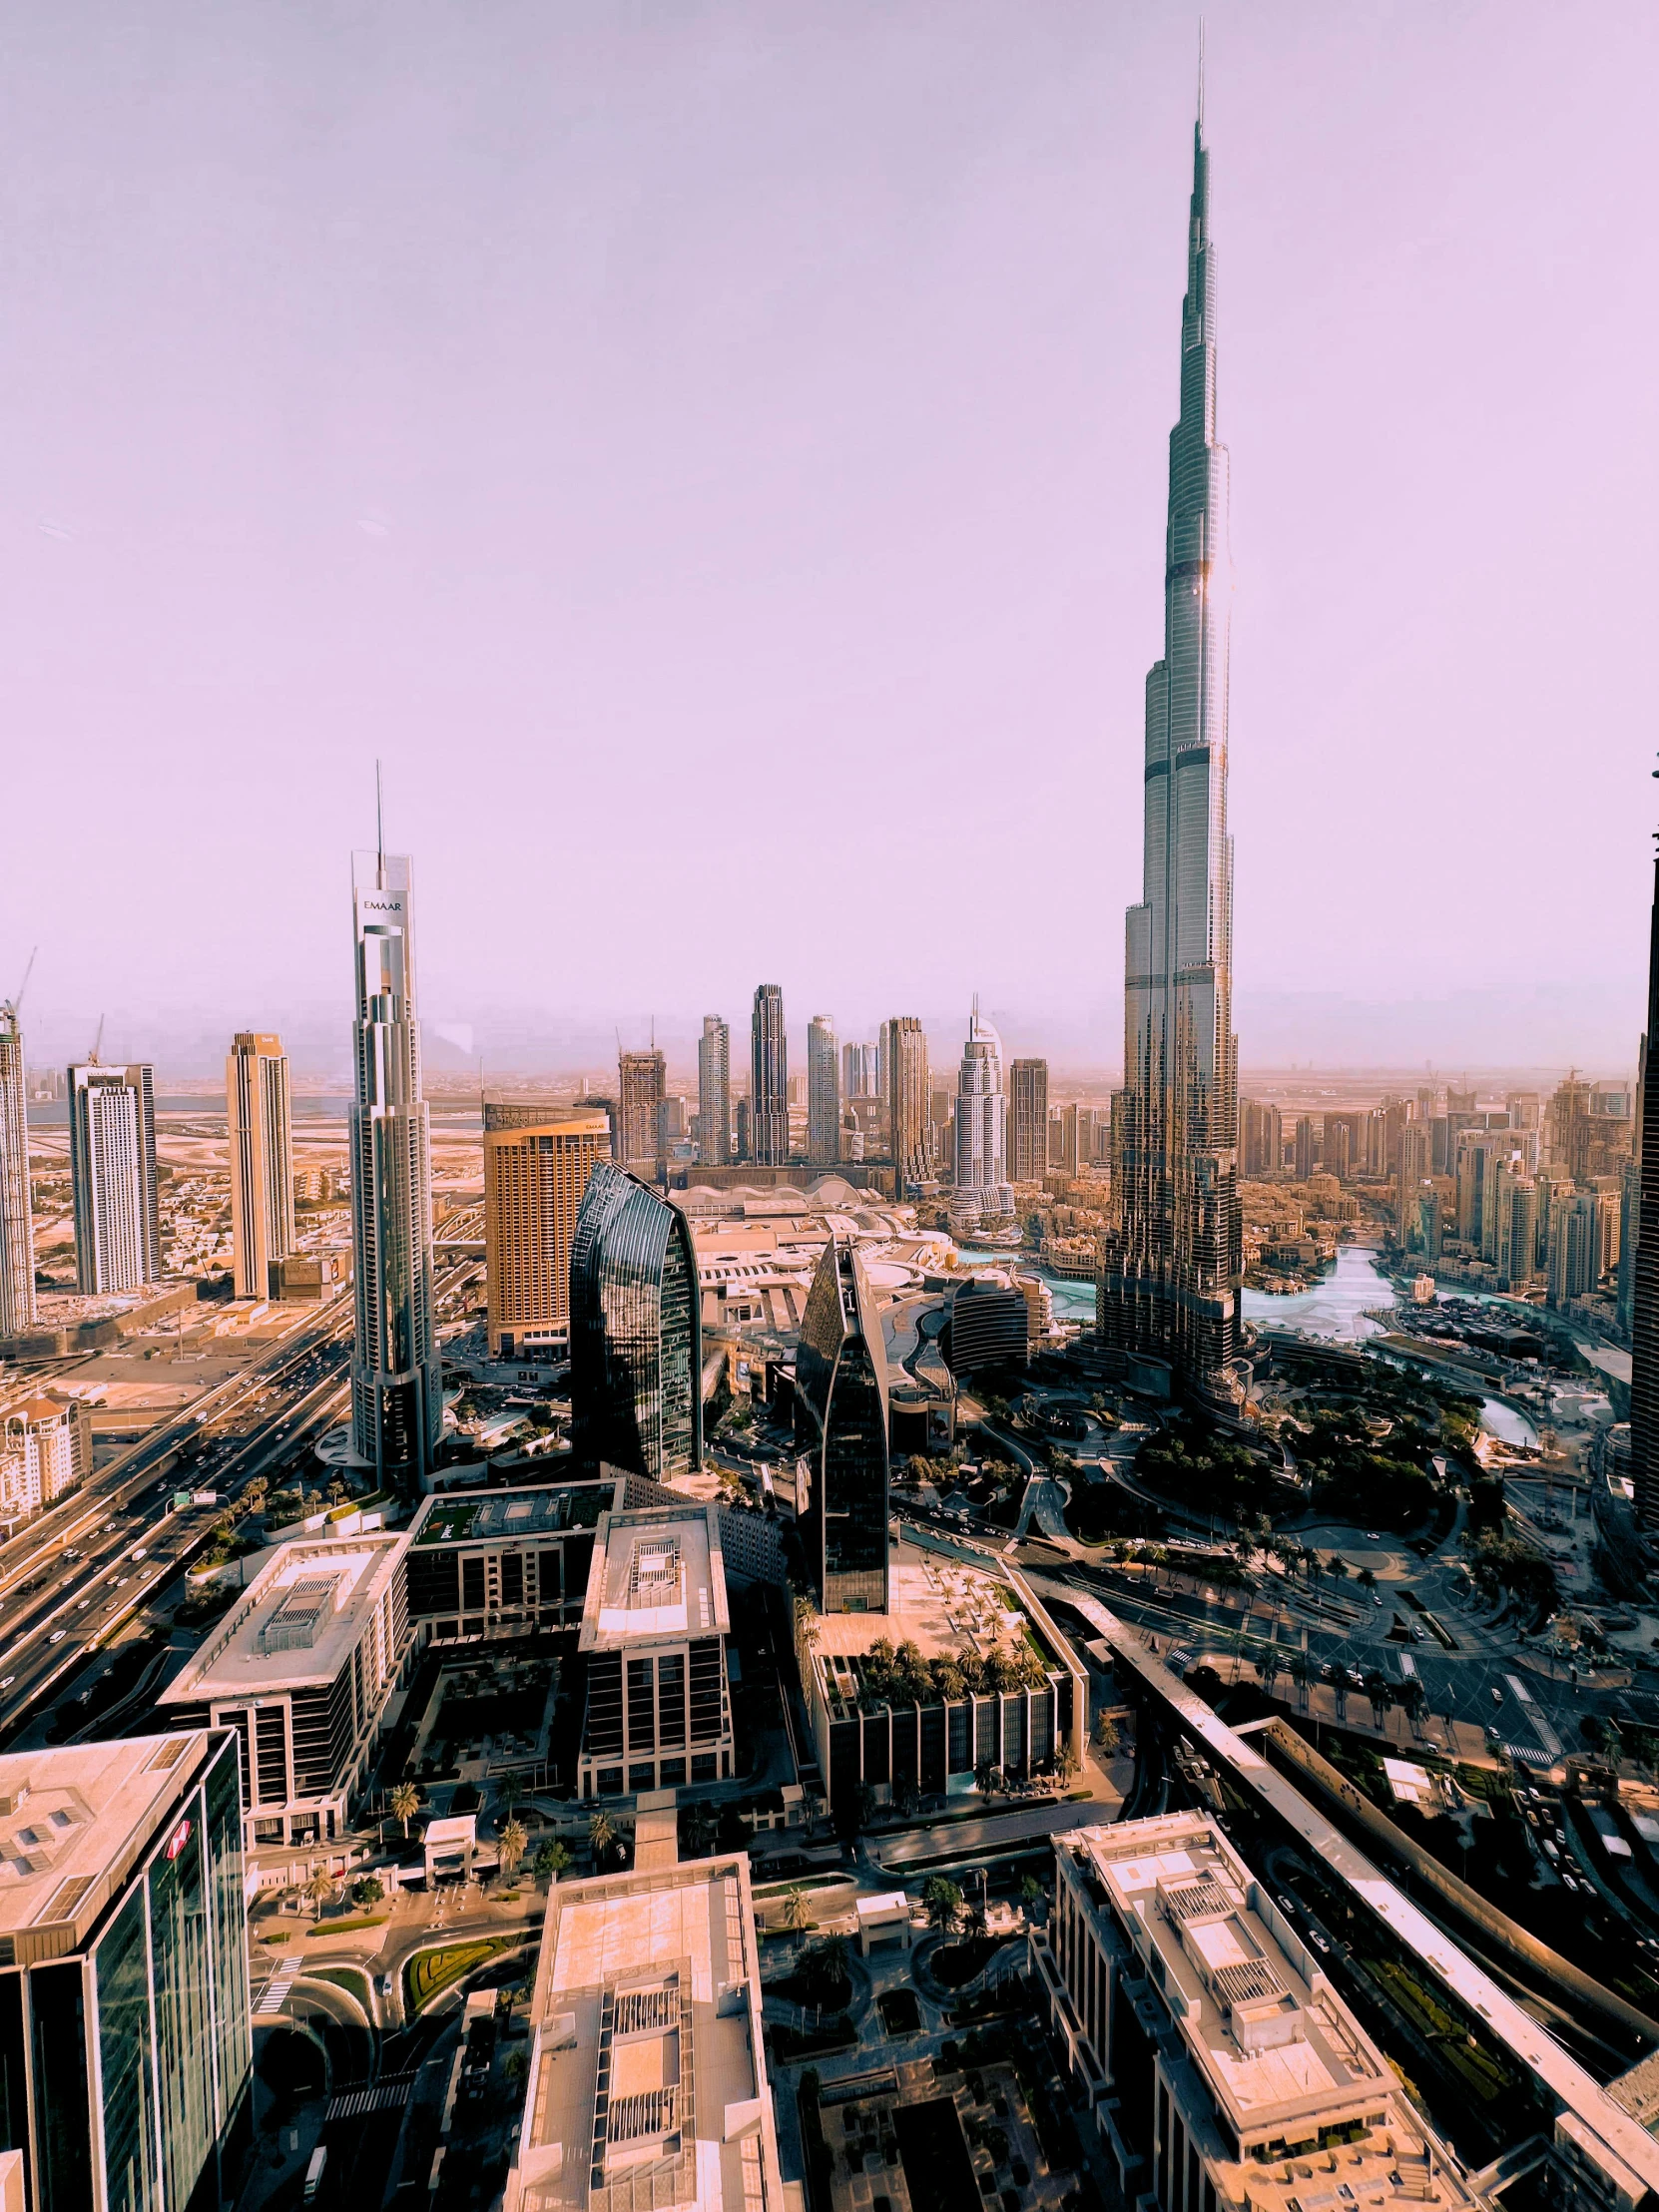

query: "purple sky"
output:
3 2 1655 1079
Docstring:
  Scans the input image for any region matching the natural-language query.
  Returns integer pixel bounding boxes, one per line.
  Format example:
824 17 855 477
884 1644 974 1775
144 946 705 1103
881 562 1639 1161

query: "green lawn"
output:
402 1936 521 2015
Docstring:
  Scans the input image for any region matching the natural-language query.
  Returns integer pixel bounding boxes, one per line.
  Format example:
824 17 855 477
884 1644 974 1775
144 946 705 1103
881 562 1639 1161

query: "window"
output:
691 1754 717 1783
659 1759 686 1788
628 1764 656 1793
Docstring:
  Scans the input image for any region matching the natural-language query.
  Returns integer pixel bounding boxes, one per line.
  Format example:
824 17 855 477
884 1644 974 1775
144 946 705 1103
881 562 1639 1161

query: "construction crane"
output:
0 946 36 1026
87 1012 105 1067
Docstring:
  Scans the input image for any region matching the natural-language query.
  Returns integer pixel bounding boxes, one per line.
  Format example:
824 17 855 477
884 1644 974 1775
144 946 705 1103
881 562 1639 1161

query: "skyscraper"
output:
795 1235 890 1614
1293 1116 1319 1183
698 1016 731 1165
0 997 35 1339
226 1032 294 1301
0 1734 253 2212
570 1161 702 1482
750 985 789 1165
952 1001 1013 1223
1635 849 1659 1522
618 1048 667 1178
69 1062 161 1293
1239 1097 1282 1178
1098 98 1245 1406
1008 1059 1049 1185
483 1103 611 1357
882 1015 930 1193
347 847 440 1491
807 1015 839 1167
842 1041 879 1100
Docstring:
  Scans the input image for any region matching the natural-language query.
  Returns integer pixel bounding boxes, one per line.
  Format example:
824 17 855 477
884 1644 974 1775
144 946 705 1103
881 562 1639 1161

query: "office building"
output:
0 1734 253 2212
577 1497 735 1798
795 1235 889 1614
404 1477 623 1643
842 1040 879 1100
502 1851 785 2212
1637 852 1659 1521
1008 1058 1049 1184
226 1032 294 1302
0 999 33 1342
881 1015 930 1193
69 1063 161 1294
1239 1097 1282 1179
950 1001 1012 1223
0 1391 92 1517
347 847 440 1491
1548 1192 1611 1310
618 1049 667 1180
748 985 789 1166
1394 1123 1430 1254
697 1017 731 1166
944 1277 1032 1374
570 1164 702 1484
483 1103 611 1358
1036 1812 1479 2211
1099 107 1246 1407
806 1015 838 1167
159 1532 409 1855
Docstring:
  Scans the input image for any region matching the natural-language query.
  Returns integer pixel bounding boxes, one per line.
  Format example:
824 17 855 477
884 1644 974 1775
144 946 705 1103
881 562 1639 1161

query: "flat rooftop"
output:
511 1855 783 2212
0 1733 221 1960
160 1533 407 1699
411 1481 609 1546
811 1555 1064 1722
579 1503 730 1653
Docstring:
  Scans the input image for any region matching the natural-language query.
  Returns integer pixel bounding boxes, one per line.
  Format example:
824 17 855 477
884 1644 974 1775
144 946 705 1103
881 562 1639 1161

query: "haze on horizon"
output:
1 2 1653 1081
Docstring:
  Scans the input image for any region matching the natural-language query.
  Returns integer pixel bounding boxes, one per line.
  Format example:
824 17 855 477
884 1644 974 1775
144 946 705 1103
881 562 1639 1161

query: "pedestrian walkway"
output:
255 1958 301 2016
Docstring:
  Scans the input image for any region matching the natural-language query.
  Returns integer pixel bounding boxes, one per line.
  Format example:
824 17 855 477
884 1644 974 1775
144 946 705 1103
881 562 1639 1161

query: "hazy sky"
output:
2 2 1654 1078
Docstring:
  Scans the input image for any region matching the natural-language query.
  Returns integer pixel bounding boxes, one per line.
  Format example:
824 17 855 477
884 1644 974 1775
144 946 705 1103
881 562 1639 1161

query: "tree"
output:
498 1818 528 1881
973 1760 1001 1804
1358 1566 1377 1591
1054 1743 1079 1789
1363 1670 1391 1729
1018 1875 1048 1927
305 1869 336 1920
389 1782 421 1838
588 1808 618 1863
921 1876 963 1936
534 1839 572 1887
350 1873 383 1910
1091 1715 1120 1757
780 1886 815 1941
498 1775 523 1814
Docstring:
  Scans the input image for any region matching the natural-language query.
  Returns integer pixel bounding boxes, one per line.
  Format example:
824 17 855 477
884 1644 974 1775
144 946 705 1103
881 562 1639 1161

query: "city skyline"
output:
1 7 1655 1073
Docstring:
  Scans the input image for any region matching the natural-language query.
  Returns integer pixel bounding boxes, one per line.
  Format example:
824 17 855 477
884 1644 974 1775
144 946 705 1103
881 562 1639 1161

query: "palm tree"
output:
780 1886 814 1947
1363 1670 1391 1730
498 1818 528 1881
588 1808 618 1864
1018 1875 1047 1927
921 1876 963 1936
1054 1743 1079 1790
389 1782 421 1839
498 1775 523 1814
1325 1664 1349 1723
1288 1654 1312 1711
305 1869 336 1921
534 1839 572 1887
973 1760 1000 1804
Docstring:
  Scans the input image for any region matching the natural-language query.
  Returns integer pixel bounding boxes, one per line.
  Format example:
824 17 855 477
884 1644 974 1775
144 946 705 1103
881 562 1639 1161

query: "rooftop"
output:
509 1854 783 2212
0 1734 222 1962
811 1557 1070 1721
579 1502 730 1653
159 1532 407 1699
410 1482 609 1547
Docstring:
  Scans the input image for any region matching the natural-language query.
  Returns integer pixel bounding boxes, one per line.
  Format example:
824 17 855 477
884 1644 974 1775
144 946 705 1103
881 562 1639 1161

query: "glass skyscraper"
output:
570 1162 703 1482
697 1016 731 1166
1098 101 1247 1408
951 1000 1013 1224
749 985 789 1166
807 1015 839 1167
0 1732 251 2212
1634 848 1659 1528
68 1064 161 1295
348 848 441 1490
795 1235 889 1613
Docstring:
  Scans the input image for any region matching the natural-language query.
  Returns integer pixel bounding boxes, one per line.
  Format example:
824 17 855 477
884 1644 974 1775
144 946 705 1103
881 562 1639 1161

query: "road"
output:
0 1264 481 1745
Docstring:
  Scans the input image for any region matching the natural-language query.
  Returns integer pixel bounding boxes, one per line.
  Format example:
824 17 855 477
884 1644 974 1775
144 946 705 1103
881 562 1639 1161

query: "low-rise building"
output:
1035 1811 1483 2210
158 1533 410 1855
0 1732 253 2212
404 1477 613 1642
0 1392 92 1516
797 1554 1085 1815
504 1848 785 2212
578 1497 736 1801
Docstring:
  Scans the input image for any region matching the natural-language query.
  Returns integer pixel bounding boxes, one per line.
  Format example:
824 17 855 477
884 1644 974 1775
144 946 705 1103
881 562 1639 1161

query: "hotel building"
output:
226 1032 294 1302
483 1103 610 1358
68 1064 161 1295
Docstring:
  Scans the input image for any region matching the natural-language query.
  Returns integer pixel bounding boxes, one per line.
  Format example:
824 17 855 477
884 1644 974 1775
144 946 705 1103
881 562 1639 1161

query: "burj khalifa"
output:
1098 96 1247 1407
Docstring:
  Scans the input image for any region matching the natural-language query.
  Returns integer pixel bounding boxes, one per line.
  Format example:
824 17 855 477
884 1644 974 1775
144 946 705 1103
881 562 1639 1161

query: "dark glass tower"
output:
1098 99 1247 1408
1631 844 1659 1528
570 1162 703 1482
750 984 790 1166
795 1235 890 1612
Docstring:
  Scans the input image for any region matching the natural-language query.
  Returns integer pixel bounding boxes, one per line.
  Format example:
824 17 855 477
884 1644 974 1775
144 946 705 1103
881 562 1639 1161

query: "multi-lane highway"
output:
0 1263 481 1745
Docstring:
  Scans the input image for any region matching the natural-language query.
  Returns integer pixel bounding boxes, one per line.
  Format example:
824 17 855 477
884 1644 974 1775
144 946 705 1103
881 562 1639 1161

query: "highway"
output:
0 1262 481 1745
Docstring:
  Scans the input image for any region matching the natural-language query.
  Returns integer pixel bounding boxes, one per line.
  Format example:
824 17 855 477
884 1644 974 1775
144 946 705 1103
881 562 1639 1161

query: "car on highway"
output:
49 1630 65 1644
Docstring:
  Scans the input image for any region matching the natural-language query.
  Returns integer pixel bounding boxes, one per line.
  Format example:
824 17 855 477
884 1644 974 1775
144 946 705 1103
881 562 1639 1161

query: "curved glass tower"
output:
1099 103 1246 1407
570 1161 703 1481
348 849 441 1490
795 1235 890 1613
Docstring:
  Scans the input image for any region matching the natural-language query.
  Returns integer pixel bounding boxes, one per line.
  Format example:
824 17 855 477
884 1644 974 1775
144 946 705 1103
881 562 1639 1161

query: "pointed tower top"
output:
1197 16 1206 138
374 759 386 888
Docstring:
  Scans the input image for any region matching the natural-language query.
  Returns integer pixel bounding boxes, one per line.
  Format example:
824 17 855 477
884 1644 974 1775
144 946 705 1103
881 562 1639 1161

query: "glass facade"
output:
570 1163 703 1482
796 1237 890 1612
1100 112 1246 1408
